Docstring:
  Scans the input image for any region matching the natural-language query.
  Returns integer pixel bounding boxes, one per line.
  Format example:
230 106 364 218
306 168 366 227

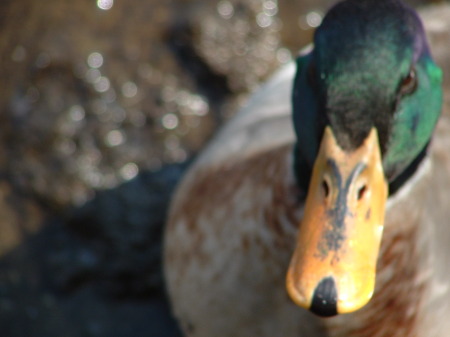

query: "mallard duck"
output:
164 0 450 336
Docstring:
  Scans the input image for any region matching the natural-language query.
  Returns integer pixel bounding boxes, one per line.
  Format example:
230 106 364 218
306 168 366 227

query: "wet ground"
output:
0 0 447 336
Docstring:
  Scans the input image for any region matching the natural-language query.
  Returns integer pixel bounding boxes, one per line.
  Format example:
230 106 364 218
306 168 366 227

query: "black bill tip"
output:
310 276 338 317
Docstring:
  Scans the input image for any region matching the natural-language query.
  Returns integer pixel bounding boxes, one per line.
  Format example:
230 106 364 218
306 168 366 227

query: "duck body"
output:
165 64 322 337
164 0 450 336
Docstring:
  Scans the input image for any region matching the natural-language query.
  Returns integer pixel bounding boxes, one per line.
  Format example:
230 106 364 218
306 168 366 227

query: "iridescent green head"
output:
293 0 442 186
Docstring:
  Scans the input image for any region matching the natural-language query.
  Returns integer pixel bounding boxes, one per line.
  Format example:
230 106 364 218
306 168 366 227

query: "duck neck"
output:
387 143 429 195
292 143 312 198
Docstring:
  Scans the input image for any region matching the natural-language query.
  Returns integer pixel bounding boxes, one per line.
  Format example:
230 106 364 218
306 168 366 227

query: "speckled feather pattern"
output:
165 128 450 336
165 146 313 337
164 3 450 335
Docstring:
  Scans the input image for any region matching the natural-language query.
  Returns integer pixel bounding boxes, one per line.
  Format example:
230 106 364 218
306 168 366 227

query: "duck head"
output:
286 0 442 317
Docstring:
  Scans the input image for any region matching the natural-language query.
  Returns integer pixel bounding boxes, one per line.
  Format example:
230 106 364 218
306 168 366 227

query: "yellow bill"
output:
286 126 388 316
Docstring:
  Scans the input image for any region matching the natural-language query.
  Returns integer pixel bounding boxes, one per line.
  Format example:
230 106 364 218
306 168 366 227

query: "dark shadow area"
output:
0 163 189 337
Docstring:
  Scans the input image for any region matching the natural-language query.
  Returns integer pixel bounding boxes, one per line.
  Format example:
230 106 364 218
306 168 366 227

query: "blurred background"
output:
0 0 448 336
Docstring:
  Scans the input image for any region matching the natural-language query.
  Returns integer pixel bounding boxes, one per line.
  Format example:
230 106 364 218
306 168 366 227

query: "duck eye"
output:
399 67 417 96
